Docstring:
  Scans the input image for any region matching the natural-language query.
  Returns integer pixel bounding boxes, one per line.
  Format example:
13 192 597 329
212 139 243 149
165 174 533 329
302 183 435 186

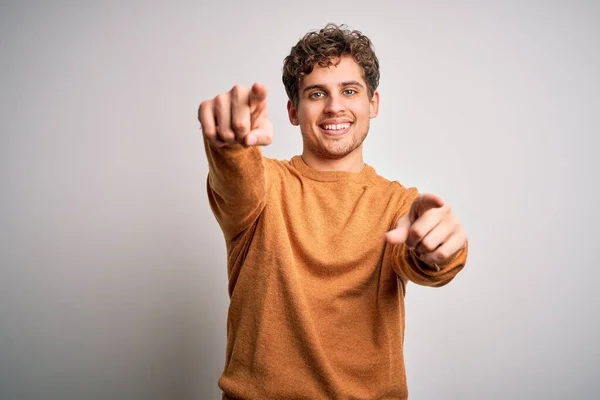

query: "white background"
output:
1 0 598 398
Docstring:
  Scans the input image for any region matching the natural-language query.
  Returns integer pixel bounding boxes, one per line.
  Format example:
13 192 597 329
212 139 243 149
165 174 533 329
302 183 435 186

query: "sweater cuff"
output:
392 241 468 287
410 241 468 272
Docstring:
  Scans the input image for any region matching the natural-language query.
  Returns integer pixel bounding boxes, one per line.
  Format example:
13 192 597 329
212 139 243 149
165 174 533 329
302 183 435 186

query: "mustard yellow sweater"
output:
204 140 468 400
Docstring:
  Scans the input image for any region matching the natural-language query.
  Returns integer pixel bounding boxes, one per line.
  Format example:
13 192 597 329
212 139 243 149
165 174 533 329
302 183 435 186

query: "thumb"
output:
385 214 411 244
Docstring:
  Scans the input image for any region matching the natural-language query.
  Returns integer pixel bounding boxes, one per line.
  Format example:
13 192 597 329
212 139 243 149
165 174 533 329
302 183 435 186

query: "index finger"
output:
248 82 268 111
410 193 445 221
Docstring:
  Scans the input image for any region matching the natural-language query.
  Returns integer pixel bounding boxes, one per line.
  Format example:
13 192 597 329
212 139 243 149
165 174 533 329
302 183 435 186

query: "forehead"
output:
300 55 366 89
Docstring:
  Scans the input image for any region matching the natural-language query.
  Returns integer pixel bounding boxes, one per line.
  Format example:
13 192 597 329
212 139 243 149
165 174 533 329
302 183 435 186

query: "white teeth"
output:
322 123 351 131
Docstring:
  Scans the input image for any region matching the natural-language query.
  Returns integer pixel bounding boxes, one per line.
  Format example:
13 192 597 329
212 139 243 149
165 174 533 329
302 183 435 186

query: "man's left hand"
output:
385 193 467 267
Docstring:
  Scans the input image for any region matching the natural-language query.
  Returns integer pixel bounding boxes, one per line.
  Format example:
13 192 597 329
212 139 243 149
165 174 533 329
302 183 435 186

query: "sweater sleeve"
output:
390 187 468 287
203 136 269 241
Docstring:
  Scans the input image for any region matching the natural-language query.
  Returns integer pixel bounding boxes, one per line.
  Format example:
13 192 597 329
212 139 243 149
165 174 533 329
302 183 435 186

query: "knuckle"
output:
220 131 235 141
231 119 248 133
420 238 435 252
223 128 238 142
203 130 216 139
453 218 462 231
436 249 450 262
409 226 423 240
214 94 227 107
231 84 243 96
198 101 211 118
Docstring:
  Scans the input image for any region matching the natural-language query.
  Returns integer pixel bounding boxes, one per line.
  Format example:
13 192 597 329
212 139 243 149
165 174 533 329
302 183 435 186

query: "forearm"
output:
204 136 268 239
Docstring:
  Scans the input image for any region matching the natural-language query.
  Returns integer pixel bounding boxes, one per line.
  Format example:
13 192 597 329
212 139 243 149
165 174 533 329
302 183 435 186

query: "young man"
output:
198 24 468 400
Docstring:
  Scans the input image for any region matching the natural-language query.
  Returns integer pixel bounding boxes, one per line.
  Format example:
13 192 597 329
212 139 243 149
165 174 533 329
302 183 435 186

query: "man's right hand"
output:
198 83 273 148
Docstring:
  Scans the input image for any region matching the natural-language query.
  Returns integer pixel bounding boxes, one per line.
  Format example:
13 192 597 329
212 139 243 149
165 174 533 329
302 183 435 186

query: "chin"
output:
317 141 363 159
302 126 368 159
316 149 351 160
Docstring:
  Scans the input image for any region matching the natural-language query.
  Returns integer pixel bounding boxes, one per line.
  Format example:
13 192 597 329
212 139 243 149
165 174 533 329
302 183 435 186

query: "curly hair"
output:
282 23 380 107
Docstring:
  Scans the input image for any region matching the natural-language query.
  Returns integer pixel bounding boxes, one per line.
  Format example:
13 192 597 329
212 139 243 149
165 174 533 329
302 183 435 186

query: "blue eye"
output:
310 92 325 99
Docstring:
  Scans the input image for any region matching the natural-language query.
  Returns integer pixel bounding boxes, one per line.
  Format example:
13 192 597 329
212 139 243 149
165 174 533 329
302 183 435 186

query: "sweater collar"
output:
291 156 376 183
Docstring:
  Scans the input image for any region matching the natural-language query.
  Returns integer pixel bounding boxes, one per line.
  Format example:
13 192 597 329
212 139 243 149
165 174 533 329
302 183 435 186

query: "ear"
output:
369 90 380 119
287 99 299 126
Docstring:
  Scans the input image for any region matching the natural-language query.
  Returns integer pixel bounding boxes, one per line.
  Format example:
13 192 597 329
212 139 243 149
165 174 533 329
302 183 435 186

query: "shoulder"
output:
368 167 419 197
365 168 420 216
263 156 290 170
260 157 301 190
262 157 294 178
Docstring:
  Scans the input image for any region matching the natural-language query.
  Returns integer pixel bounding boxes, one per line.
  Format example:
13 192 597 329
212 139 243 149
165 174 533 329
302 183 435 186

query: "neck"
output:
301 145 365 172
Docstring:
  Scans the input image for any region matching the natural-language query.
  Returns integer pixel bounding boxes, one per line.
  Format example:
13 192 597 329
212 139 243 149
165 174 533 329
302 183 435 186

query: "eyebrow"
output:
302 80 365 94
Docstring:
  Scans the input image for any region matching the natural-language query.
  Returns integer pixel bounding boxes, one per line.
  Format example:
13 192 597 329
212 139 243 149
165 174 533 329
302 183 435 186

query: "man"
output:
198 23 468 400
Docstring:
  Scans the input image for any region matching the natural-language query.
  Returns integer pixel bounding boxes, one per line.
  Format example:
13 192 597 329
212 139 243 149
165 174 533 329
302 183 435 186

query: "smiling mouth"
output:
319 122 352 136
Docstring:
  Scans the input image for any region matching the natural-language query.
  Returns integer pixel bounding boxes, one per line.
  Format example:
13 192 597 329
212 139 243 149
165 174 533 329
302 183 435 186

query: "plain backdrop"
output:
1 1 599 399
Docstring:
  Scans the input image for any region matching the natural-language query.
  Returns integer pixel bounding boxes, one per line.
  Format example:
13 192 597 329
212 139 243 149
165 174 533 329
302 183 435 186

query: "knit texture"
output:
204 139 468 399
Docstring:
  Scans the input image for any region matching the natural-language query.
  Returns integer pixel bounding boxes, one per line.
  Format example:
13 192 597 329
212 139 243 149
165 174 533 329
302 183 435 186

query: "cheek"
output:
298 108 319 127
356 106 372 122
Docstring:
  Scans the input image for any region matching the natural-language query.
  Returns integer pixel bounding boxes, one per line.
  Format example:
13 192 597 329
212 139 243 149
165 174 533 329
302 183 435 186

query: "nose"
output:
323 93 345 114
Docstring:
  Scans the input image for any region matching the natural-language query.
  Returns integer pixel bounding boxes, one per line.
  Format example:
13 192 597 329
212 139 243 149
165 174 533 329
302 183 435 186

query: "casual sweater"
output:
204 139 468 400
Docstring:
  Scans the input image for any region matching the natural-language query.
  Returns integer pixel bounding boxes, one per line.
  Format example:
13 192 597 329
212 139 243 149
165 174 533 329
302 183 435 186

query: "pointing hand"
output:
386 193 467 267
199 83 273 148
